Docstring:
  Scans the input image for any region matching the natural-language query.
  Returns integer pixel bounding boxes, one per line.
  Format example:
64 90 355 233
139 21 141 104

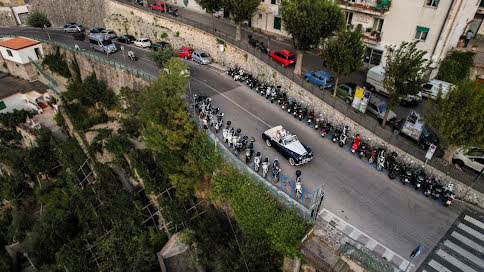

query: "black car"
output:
151 41 171 51
90 27 105 34
117 35 135 44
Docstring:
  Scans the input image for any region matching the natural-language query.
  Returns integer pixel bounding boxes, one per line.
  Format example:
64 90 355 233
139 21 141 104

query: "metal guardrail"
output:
112 0 484 193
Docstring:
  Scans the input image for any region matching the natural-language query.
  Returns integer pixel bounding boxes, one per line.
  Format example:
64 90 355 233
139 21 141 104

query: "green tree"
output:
426 80 484 162
149 49 177 68
41 47 71 78
104 135 134 157
55 238 93 272
281 0 345 75
320 27 366 96
437 51 475 84
223 0 260 41
382 41 430 127
195 0 223 30
26 10 50 28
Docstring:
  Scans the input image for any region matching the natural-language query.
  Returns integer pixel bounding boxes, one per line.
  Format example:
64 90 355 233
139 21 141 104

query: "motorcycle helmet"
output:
296 170 302 177
236 128 241 134
226 121 231 126
256 152 261 156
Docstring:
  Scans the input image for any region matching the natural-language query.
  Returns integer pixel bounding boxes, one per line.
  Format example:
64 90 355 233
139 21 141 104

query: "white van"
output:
88 33 117 54
365 65 422 105
422 79 454 99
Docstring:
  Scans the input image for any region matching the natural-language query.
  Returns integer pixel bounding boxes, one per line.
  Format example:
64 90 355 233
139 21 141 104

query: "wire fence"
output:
112 0 484 193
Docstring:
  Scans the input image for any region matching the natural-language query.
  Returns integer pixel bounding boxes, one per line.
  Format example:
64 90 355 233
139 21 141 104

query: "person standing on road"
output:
465 30 473 48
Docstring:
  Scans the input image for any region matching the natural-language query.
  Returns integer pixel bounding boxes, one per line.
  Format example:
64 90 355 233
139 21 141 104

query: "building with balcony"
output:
340 0 480 77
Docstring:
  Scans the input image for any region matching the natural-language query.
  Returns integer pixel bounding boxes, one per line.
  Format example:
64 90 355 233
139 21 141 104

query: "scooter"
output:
254 152 261 172
351 134 361 153
295 170 302 199
314 113 324 130
423 176 434 197
272 157 281 183
128 50 136 61
443 183 455 207
167 7 179 17
214 112 224 133
368 147 378 164
306 109 315 125
321 122 332 137
332 126 341 143
339 126 349 147
230 128 241 149
388 161 400 179
222 121 232 143
376 148 385 171
357 140 368 158
400 164 412 185
262 157 269 178
245 138 255 164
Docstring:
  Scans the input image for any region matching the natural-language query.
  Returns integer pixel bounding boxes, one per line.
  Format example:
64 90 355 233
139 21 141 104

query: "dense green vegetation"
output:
437 51 475 84
26 10 50 28
42 47 72 78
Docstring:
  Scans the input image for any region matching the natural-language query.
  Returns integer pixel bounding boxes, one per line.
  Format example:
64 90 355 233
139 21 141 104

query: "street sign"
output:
425 144 437 160
310 184 325 223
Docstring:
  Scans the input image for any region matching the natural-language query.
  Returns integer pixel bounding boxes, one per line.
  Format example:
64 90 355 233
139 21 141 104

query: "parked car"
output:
366 96 397 124
304 70 335 90
453 147 484 172
100 30 117 39
150 1 167 12
134 38 152 48
117 35 135 44
88 33 117 54
366 65 422 105
176 47 193 59
64 24 84 33
192 50 212 65
262 125 313 166
422 79 455 99
63 22 77 29
336 82 358 103
269 50 296 67
151 41 171 51
90 27 105 34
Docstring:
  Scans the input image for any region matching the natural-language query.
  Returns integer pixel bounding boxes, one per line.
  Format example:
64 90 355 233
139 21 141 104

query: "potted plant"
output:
366 27 373 33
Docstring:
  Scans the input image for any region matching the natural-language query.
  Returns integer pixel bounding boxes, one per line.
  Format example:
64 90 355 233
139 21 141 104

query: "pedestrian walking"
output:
464 30 473 48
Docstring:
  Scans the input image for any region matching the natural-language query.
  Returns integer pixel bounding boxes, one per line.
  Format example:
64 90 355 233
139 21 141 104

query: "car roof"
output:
275 49 294 56
310 70 333 78
138 37 149 40
369 96 385 105
428 79 454 88
180 47 192 50
193 50 207 54
101 29 113 32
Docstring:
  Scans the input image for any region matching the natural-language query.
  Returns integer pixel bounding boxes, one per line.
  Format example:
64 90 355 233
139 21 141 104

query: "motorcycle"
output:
432 181 443 199
357 140 368 158
230 128 241 149
411 166 425 190
277 91 287 105
295 170 302 199
270 86 280 103
128 50 136 61
306 108 315 125
332 126 342 143
245 138 255 164
254 152 261 172
272 157 281 183
314 113 324 130
388 160 400 180
400 164 412 185
248 35 258 47
257 42 270 55
376 148 385 171
423 176 434 197
443 183 455 207
167 7 179 17
368 147 378 164
321 122 332 137
298 105 307 121
293 103 300 118
351 134 361 153
339 125 349 147
262 157 270 178
222 121 232 143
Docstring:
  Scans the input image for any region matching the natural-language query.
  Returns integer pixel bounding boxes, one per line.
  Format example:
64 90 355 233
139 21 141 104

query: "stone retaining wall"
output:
105 0 484 208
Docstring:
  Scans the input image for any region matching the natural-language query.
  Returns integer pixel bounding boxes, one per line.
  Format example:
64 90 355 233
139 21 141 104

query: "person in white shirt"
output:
465 30 473 48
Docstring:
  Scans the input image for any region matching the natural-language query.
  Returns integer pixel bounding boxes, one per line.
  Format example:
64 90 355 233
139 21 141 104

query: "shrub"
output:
437 51 475 84
104 135 133 156
120 118 142 138
149 49 176 68
41 47 71 78
26 10 50 28
160 32 168 39
65 73 116 109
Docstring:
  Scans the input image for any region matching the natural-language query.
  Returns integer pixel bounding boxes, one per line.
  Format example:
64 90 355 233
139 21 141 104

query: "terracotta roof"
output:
0 37 40 50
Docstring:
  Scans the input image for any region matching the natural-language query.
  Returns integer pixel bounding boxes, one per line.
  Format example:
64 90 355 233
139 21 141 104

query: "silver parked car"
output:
100 29 117 39
366 97 397 124
64 24 84 33
453 147 484 172
192 50 212 65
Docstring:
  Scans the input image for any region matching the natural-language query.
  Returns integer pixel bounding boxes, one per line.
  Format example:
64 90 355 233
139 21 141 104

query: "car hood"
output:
284 141 308 156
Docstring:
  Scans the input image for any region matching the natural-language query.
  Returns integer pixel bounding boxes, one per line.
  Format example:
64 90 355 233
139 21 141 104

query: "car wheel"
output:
369 85 375 92
319 85 324 90
393 129 399 134
305 77 309 82
345 98 351 104
453 159 465 168
266 139 271 147
184 55 187 60
289 158 295 166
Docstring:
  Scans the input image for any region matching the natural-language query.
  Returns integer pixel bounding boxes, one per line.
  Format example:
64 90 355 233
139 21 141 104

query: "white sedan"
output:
134 38 151 48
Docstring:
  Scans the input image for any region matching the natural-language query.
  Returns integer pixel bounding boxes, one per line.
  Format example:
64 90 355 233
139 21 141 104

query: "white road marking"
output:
451 231 484 253
463 215 484 232
443 240 484 268
436 249 477 272
319 209 410 271
428 259 453 272
191 77 272 128
458 223 484 242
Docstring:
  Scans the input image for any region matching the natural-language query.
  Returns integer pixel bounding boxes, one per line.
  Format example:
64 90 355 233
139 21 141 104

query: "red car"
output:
176 47 193 59
269 50 296 67
149 2 167 12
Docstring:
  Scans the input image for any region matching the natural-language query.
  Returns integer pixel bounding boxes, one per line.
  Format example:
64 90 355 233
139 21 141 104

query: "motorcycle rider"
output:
128 50 136 61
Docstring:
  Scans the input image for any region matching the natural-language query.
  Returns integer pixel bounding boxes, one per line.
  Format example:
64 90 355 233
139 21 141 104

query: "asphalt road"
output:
0 27 466 269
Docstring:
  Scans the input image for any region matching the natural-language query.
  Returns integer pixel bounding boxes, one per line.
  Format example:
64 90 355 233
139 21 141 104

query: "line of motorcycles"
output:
248 35 270 55
193 93 303 199
227 65 455 207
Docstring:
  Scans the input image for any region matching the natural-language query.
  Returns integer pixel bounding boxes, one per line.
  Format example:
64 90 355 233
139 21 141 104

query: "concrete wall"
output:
0 6 17 27
2 58 38 80
29 0 106 29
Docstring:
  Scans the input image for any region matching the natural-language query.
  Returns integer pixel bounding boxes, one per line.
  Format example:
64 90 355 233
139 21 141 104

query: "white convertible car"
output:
261 126 313 166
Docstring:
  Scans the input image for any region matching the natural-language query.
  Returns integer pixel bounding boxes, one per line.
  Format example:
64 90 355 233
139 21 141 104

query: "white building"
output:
0 37 43 81
0 89 49 114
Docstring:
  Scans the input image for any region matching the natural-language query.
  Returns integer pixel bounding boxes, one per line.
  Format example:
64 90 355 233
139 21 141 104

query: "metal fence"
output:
113 0 484 193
